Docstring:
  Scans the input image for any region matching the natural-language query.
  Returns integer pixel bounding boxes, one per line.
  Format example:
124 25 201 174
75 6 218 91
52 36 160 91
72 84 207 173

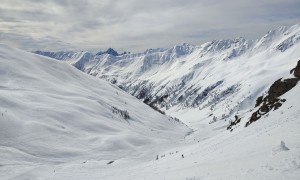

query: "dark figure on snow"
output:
182 154 184 158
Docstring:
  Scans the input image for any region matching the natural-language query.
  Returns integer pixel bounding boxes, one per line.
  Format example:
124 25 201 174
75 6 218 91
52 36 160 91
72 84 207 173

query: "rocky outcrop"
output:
245 60 300 127
227 115 241 131
290 60 300 78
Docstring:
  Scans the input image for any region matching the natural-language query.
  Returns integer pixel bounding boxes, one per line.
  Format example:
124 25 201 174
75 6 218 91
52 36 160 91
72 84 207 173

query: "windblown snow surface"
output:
1 24 300 180
0 45 189 179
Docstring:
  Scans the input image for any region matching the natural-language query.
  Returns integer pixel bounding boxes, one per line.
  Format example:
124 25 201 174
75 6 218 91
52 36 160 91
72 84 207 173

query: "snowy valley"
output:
0 45 189 179
0 24 300 179
35 24 300 129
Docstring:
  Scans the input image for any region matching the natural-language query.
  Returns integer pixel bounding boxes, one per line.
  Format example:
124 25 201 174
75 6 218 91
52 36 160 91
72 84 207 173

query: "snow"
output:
25 84 299 180
0 44 189 179
1 24 300 179
4 83 298 180
34 25 300 124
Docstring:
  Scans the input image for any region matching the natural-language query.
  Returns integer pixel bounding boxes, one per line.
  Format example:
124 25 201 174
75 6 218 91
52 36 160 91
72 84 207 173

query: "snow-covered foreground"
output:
25 85 300 180
4 84 298 180
1 37 300 179
0 45 190 179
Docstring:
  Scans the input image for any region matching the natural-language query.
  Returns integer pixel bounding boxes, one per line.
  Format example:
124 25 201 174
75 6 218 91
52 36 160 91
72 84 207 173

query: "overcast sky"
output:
0 0 299 52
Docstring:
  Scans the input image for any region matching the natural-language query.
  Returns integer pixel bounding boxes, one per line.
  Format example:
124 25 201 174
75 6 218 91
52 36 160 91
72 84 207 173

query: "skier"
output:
182 154 184 158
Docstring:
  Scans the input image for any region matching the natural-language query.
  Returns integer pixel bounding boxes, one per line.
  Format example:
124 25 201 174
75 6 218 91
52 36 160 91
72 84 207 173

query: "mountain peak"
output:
96 48 119 56
171 42 195 55
106 48 119 56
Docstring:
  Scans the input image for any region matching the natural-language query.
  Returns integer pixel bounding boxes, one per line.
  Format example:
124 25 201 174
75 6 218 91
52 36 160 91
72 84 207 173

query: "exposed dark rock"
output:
158 94 169 103
120 51 130 55
111 79 117 84
177 95 184 102
143 98 151 104
118 85 124 90
255 96 263 107
137 89 148 99
245 112 261 127
227 115 241 131
245 60 300 127
148 103 165 115
268 78 299 97
106 48 119 56
291 60 300 78
96 48 119 56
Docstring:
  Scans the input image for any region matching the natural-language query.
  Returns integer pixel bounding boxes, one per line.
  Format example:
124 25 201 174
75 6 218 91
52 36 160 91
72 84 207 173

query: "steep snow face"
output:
35 24 300 127
0 45 190 179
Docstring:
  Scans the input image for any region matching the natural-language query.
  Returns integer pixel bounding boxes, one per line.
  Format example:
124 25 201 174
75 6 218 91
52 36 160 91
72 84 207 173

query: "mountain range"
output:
35 24 300 128
1 24 300 179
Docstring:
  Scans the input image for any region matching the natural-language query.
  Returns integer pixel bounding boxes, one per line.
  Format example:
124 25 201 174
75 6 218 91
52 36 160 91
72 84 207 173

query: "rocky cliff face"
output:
246 60 300 127
228 60 300 130
291 60 300 78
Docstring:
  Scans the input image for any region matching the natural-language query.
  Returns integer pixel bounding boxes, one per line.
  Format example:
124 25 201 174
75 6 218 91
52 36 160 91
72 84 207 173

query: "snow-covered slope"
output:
35 24 300 127
2 24 300 179
0 45 190 179
4 59 299 180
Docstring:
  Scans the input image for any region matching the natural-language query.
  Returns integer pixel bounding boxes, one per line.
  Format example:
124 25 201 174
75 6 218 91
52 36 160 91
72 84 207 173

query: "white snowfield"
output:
0 45 190 179
0 24 299 179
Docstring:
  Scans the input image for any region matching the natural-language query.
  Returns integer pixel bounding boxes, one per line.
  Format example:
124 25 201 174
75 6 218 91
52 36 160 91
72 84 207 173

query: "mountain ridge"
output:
34 24 300 58
34 24 300 128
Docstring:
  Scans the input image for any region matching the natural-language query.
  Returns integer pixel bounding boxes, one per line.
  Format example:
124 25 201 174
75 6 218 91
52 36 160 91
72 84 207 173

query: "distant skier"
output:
182 154 184 158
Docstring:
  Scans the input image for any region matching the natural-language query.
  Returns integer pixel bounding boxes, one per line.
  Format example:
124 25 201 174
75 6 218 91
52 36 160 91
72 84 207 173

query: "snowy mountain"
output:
1 24 300 179
35 24 300 127
0 44 190 179
95 48 119 56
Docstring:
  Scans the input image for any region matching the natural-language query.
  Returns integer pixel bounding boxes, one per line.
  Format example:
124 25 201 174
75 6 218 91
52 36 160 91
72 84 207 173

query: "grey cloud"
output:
0 32 77 51
0 0 299 52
